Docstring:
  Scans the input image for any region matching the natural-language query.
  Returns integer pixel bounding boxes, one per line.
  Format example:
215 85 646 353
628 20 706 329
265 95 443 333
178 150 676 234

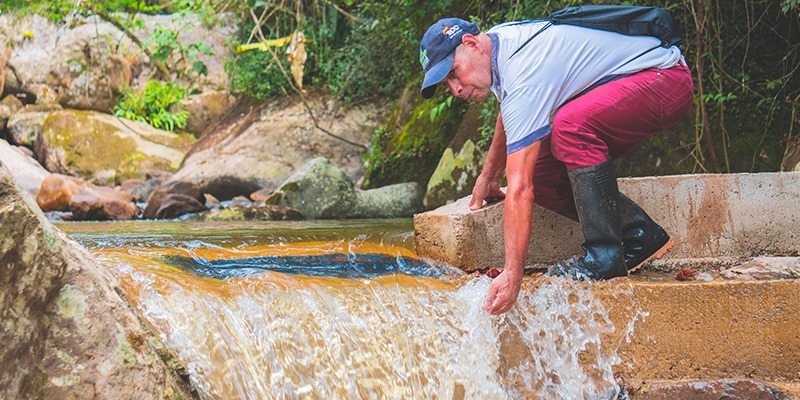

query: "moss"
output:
41 110 183 182
363 87 468 189
55 285 87 320
44 111 137 180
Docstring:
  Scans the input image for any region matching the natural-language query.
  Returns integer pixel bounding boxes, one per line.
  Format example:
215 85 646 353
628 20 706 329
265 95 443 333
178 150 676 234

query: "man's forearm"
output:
480 112 507 181
502 140 541 275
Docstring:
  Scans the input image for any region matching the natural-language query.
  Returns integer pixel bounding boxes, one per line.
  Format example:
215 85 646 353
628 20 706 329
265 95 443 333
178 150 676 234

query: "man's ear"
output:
461 33 481 48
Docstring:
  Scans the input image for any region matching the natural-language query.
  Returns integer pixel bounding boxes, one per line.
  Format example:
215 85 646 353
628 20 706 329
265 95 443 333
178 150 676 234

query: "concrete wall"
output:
414 172 800 271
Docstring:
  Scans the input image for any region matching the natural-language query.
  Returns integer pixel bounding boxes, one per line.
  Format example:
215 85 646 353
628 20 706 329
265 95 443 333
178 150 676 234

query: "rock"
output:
69 193 139 221
155 193 208 219
720 257 800 280
0 95 23 131
35 110 195 180
1 14 60 88
186 205 304 222
0 160 192 399
424 103 485 210
361 83 467 189
265 157 357 219
120 178 145 194
128 178 162 203
249 187 273 202
143 180 205 219
170 96 381 200
353 182 424 218
0 139 50 196
6 104 61 148
424 139 485 210
36 174 135 216
634 379 792 399
267 157 424 219
36 174 92 211
180 90 236 136
130 12 238 91
48 21 137 112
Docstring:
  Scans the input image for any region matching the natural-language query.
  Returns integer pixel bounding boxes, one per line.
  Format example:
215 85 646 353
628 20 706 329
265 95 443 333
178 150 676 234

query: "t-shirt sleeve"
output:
500 84 560 153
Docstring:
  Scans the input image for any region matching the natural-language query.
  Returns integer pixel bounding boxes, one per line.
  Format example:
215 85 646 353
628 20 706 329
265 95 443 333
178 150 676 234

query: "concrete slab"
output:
414 172 800 271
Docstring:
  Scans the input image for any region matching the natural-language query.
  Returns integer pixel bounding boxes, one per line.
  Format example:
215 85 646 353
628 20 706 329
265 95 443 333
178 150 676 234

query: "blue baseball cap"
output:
419 18 481 99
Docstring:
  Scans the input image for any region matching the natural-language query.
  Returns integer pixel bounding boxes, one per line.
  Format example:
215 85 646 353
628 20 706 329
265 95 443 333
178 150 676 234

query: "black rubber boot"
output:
548 160 628 280
618 194 673 272
558 193 673 272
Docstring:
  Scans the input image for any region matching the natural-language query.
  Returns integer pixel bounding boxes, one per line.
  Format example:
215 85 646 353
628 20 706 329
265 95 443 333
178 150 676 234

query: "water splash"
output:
75 221 636 400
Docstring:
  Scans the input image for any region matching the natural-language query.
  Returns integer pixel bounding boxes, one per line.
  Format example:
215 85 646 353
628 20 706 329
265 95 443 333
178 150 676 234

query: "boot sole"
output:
628 239 674 273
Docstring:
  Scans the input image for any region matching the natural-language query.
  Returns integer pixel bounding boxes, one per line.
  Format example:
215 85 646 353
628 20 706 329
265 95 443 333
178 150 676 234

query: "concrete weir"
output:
413 172 800 396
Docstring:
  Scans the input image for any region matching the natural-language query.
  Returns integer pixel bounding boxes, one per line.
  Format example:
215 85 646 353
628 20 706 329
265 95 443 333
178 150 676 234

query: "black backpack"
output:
510 5 682 59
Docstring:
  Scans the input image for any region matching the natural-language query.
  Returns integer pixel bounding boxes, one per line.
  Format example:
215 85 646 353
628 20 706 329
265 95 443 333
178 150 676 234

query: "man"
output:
418 17 693 315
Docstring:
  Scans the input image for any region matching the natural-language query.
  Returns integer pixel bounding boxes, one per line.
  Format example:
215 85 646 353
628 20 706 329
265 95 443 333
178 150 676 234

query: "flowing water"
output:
62 219 642 400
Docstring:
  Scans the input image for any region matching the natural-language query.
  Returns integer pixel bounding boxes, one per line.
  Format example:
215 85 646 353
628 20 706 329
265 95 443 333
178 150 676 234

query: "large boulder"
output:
180 90 236 136
0 14 60 91
265 157 357 219
170 96 383 200
48 21 137 112
361 83 468 189
35 110 195 183
0 139 50 196
0 160 191 399
266 157 423 219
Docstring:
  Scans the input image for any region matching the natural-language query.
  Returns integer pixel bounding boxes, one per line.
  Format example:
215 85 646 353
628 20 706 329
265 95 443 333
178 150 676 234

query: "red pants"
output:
533 63 694 212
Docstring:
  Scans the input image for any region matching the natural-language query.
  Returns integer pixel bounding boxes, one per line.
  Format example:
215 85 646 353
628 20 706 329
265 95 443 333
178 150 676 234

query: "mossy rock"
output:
36 110 195 183
362 83 468 189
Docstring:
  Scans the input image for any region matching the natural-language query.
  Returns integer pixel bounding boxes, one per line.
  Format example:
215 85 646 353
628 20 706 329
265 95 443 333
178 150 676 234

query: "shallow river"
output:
60 219 630 400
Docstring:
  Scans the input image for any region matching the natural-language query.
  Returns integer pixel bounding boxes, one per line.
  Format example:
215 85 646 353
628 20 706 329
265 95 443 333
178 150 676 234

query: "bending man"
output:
418 17 693 314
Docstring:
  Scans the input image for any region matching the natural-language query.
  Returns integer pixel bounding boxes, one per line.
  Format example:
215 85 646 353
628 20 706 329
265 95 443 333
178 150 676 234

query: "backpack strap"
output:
509 22 551 60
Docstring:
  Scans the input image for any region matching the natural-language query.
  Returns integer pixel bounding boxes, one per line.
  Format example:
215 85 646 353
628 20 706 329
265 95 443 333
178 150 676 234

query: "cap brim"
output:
420 51 455 99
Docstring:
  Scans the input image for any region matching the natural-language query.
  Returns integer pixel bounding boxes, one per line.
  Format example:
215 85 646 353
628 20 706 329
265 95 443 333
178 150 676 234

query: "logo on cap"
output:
419 48 429 69
443 25 462 38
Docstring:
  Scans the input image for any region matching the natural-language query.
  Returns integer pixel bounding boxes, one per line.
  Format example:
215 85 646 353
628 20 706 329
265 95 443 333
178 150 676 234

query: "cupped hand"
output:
469 177 505 211
483 269 522 315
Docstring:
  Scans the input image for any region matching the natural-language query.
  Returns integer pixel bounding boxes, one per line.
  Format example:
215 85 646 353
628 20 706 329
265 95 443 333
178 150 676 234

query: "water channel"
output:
60 219 641 400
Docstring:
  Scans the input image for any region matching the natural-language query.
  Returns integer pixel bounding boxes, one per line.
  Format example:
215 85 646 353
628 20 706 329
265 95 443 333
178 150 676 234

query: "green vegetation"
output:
114 80 189 131
1 0 798 176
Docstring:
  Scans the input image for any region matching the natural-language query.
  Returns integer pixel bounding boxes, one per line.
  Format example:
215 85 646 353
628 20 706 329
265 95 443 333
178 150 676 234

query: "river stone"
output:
353 182 424 218
267 157 424 219
142 180 205 219
7 104 62 148
0 94 23 131
0 139 49 196
69 193 139 221
186 205 304 222
35 110 195 181
0 160 192 399
265 157 357 219
154 193 208 219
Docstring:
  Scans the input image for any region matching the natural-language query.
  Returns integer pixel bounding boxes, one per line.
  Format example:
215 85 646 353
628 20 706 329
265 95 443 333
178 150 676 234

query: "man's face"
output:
440 38 492 101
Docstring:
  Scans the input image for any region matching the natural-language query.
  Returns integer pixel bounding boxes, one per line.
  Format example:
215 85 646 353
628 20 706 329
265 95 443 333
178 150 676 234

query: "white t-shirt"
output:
486 21 684 153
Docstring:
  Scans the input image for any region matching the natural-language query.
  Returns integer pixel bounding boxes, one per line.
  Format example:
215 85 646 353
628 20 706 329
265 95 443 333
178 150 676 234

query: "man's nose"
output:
445 79 462 96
